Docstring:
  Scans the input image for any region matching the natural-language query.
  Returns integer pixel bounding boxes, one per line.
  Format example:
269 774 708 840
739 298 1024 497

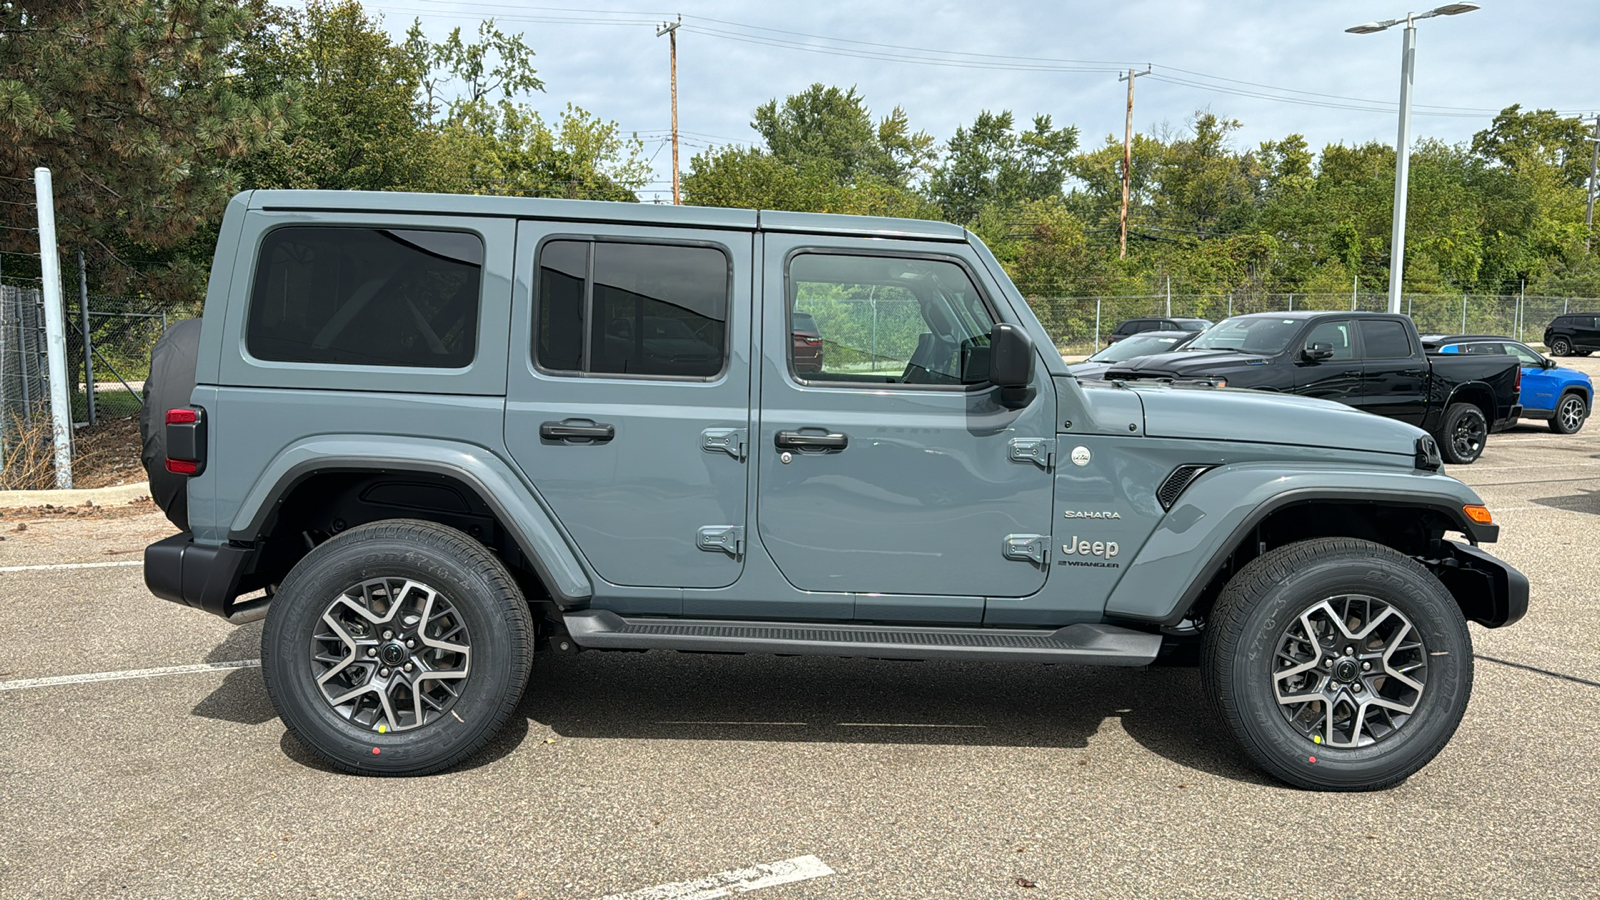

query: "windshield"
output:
1087 332 1190 363
1186 317 1303 354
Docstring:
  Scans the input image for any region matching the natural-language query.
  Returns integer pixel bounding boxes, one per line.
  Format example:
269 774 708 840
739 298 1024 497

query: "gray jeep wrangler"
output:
142 190 1527 790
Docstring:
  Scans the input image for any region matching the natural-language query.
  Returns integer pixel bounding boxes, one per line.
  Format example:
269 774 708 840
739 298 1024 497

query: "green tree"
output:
0 0 290 300
752 84 934 188
930 111 1078 224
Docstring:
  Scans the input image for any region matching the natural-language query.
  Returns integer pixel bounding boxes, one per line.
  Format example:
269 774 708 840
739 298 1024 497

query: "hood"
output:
1065 360 1115 380
1099 381 1424 459
1106 349 1272 379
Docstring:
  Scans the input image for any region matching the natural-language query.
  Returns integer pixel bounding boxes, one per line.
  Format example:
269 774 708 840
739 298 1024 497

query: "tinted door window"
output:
247 227 482 368
788 254 995 385
1504 343 1543 366
1459 342 1506 356
1358 320 1413 359
536 240 729 378
1306 320 1355 360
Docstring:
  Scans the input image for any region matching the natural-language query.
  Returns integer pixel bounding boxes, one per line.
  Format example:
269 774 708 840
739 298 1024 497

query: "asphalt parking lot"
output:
4 364 1600 899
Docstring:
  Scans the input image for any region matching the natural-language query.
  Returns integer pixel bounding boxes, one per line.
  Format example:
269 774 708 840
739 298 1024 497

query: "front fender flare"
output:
229 435 592 604
1104 464 1490 625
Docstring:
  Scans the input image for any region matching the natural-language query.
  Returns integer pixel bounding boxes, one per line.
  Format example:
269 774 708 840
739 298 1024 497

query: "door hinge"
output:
1008 438 1054 470
1003 534 1049 565
696 525 744 557
701 428 747 460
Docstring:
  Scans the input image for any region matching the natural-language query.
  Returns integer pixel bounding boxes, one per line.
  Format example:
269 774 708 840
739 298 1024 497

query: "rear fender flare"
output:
229 435 592 604
1104 464 1490 625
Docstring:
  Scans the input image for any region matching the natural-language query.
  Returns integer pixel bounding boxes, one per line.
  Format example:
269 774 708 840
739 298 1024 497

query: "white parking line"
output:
600 855 835 900
0 659 261 691
1465 461 1600 471
0 560 143 573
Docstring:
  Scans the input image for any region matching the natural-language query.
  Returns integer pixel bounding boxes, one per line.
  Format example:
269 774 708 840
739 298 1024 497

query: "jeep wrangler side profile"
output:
143 191 1527 791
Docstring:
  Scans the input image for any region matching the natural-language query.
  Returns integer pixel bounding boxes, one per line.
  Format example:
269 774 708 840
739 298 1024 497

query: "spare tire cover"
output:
140 318 201 531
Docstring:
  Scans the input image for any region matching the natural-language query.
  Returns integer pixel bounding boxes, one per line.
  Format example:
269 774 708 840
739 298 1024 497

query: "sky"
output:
352 1 1600 202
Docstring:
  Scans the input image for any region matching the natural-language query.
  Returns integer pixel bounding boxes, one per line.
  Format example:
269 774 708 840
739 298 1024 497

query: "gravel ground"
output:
2 360 1598 898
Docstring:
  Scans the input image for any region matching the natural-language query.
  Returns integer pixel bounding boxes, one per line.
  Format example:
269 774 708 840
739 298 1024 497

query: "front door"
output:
505 223 753 591
1296 318 1362 404
754 236 1056 621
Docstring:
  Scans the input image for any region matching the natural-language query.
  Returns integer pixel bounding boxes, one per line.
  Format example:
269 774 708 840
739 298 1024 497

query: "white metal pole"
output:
1461 294 1467 333
1094 296 1102 347
1165 275 1171 316
1387 18 1417 315
34 167 72 489
1353 272 1359 310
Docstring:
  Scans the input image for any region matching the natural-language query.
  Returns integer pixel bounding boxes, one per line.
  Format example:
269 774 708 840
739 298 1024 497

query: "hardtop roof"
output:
244 190 969 242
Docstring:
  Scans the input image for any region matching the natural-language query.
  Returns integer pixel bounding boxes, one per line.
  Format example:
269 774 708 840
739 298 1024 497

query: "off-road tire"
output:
1548 337 1572 356
261 519 534 776
1202 537 1473 791
1436 402 1488 464
1550 391 1588 435
139 318 202 530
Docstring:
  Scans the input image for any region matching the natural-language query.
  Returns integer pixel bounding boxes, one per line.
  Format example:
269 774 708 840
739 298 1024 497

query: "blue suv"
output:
1426 334 1591 434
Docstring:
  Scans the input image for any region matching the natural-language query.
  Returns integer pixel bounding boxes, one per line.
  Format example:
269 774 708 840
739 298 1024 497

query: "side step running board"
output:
562 610 1161 666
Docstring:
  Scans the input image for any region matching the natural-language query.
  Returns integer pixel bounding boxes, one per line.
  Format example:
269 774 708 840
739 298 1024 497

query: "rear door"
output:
504 223 753 593
1357 318 1428 425
754 235 1056 620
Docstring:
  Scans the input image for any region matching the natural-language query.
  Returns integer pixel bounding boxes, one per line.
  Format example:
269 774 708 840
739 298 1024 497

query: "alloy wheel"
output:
1452 413 1486 461
1271 594 1428 748
1559 395 1585 432
310 577 472 733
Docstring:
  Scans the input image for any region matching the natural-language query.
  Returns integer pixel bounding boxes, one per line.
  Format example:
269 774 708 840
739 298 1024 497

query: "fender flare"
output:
228 435 592 604
1104 464 1493 626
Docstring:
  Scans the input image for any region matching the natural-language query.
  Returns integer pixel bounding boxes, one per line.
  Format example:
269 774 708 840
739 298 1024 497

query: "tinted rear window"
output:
247 227 482 368
1359 319 1413 359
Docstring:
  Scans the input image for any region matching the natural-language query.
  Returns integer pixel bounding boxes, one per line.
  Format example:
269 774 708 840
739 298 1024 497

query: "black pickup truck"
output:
1104 311 1521 464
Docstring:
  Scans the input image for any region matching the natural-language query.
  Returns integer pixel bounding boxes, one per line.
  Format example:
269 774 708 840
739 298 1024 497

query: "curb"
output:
0 481 151 509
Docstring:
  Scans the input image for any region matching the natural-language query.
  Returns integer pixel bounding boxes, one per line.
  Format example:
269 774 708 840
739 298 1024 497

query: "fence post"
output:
1094 296 1102 349
1288 293 1294 312
1227 292 1232 317
77 251 94 427
34 167 72 489
1165 276 1171 316
1352 274 1358 310
1460 295 1467 333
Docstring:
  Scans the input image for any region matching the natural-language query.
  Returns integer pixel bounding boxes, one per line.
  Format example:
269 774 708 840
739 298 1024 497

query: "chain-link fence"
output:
1025 292 1598 356
65 289 167 426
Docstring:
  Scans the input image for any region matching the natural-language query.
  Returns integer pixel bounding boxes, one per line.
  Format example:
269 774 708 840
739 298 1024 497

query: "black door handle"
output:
540 421 615 443
775 430 848 451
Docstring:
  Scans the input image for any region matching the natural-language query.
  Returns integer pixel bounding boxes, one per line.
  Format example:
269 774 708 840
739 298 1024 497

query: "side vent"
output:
1157 464 1214 510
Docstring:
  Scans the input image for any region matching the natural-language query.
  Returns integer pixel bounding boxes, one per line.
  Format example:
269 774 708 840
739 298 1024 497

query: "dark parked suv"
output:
1107 316 1211 345
1543 314 1600 357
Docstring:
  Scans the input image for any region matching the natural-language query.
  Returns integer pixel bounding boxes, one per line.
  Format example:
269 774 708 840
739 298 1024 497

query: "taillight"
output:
165 407 206 477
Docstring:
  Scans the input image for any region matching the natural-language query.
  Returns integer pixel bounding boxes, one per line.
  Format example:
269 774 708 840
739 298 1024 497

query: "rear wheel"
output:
1550 392 1588 434
1548 336 1572 356
1436 403 1487 464
261 519 533 776
1202 538 1473 791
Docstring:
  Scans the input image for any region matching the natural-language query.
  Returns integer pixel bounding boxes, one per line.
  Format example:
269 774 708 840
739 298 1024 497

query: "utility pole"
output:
1586 113 1599 249
1118 66 1150 259
656 16 683 205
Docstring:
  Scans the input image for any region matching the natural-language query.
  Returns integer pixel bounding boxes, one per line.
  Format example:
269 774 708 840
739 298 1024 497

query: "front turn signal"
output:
1463 504 1493 525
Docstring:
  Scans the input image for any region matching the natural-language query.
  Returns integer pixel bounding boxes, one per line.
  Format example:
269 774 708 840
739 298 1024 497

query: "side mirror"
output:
1543 357 1557 369
990 323 1036 409
1303 341 1334 362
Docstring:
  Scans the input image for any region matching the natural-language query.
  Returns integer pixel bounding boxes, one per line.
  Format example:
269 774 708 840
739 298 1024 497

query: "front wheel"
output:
1202 538 1473 791
1436 402 1487 464
1550 392 1588 434
1548 337 1572 356
262 519 534 776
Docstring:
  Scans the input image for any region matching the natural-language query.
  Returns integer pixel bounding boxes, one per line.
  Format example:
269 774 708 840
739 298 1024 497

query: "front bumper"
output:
1434 541 1529 628
145 533 268 623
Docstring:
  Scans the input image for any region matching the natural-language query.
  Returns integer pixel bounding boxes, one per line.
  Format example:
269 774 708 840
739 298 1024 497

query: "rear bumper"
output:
1491 404 1523 432
144 533 268 623
1434 541 1528 628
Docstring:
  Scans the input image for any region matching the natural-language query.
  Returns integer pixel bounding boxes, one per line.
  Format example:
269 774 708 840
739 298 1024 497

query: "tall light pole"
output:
1347 3 1480 314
